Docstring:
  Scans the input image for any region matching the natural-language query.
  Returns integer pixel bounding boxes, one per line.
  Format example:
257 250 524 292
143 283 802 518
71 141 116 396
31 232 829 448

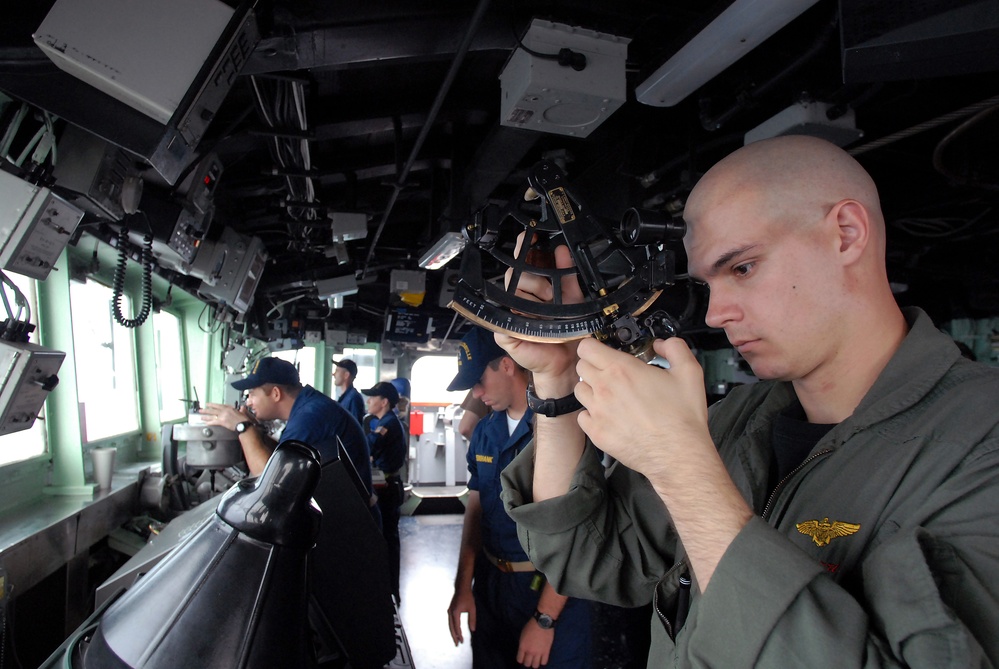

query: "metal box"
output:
500 20 629 138
0 340 65 437
0 171 84 280
744 101 864 147
33 0 235 124
196 227 267 315
30 0 259 184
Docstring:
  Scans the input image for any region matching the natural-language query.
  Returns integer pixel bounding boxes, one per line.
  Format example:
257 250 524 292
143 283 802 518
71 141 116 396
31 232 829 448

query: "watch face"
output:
534 612 555 629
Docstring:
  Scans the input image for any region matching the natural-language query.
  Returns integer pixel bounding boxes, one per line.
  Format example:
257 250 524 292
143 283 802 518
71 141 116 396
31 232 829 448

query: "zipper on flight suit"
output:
652 446 836 640
761 448 833 520
653 561 690 641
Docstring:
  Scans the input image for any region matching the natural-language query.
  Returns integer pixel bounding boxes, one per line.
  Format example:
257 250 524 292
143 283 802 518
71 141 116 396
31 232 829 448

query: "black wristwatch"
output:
526 383 583 417
533 610 557 629
235 421 255 434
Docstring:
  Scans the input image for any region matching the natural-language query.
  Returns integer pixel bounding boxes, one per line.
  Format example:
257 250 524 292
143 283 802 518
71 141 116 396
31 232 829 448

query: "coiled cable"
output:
112 226 154 328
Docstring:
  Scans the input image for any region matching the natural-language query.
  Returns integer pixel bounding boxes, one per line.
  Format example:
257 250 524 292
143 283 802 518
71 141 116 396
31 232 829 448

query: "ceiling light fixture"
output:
418 231 467 270
635 0 821 107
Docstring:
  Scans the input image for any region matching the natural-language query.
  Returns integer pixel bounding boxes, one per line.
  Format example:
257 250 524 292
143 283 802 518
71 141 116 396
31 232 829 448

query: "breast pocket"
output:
475 455 500 502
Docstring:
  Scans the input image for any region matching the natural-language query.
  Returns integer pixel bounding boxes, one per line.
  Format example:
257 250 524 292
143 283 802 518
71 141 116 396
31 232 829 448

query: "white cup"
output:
91 446 117 490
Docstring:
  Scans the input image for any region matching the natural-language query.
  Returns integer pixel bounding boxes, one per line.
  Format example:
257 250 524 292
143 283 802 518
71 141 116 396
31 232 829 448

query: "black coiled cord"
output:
112 227 154 328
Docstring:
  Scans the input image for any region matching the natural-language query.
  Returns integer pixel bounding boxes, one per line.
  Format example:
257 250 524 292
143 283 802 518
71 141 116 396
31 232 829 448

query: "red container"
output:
409 410 423 435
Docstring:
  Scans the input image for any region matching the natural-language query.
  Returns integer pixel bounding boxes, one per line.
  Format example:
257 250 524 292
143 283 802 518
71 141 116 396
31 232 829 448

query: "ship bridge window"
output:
153 310 186 422
272 346 317 387
0 272 45 466
411 356 467 406
70 280 139 441
331 347 378 394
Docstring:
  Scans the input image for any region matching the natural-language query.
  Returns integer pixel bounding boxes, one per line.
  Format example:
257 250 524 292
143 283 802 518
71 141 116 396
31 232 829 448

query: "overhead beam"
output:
244 16 514 74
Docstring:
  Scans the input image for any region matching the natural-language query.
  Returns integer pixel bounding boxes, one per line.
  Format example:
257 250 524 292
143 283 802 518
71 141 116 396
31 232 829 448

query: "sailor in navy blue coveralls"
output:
468 410 591 668
281 385 381 528
363 381 408 604
334 358 367 426
203 357 382 529
446 326 590 668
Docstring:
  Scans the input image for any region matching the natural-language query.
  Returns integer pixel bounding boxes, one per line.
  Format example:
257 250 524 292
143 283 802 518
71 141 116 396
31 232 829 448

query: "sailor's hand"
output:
200 402 249 432
447 587 476 646
517 618 554 668
574 337 712 480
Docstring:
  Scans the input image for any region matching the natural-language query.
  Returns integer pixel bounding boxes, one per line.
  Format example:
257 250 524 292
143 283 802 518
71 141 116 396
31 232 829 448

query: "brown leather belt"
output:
483 549 535 573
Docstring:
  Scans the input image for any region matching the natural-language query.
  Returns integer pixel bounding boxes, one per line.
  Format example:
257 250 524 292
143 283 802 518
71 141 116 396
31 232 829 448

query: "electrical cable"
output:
700 12 839 132
508 5 586 71
849 92 999 157
45 112 57 166
13 125 45 168
0 270 31 341
932 104 999 189
0 274 12 323
111 226 153 328
196 300 224 334
0 272 25 322
197 301 211 333
266 293 305 318
0 103 28 162
892 207 994 240
250 75 317 228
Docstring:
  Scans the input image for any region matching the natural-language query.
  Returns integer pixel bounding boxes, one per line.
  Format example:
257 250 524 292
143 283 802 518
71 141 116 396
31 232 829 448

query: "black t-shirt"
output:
769 401 836 494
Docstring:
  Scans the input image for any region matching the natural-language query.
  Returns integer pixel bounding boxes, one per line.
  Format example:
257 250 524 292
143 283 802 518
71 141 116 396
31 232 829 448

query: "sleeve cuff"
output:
687 516 825 662
500 439 607 534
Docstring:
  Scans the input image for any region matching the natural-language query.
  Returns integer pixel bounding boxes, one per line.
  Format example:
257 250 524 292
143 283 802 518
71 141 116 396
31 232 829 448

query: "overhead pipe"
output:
700 13 838 132
361 0 493 277
850 92 999 157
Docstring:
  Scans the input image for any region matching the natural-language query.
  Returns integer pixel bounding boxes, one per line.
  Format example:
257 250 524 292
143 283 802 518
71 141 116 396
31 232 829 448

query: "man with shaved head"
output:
496 136 999 667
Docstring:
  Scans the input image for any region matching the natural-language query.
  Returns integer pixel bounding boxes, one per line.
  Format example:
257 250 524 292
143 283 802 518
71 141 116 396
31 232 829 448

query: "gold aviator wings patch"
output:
796 518 861 547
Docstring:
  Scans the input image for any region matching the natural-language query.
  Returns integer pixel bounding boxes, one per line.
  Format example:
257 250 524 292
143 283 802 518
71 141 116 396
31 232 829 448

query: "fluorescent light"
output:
418 231 467 270
635 0 821 107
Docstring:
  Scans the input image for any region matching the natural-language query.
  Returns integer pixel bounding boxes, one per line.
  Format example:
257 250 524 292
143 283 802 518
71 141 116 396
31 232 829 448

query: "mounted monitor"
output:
11 0 260 184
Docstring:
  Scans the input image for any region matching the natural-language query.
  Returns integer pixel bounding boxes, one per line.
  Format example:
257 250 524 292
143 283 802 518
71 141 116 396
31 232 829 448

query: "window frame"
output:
69 278 141 442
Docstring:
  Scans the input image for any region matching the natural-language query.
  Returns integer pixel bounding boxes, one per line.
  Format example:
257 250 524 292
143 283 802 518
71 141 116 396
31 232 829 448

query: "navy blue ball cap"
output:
390 377 411 398
334 358 358 377
447 326 506 392
362 381 400 407
231 357 300 390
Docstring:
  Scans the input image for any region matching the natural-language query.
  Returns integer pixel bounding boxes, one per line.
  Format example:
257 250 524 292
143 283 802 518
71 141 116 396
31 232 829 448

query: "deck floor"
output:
395 513 652 669
398 514 472 669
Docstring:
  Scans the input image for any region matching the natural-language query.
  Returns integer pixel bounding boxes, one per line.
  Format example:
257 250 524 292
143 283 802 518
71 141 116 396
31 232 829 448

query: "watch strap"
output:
235 421 255 434
533 609 557 629
526 383 583 417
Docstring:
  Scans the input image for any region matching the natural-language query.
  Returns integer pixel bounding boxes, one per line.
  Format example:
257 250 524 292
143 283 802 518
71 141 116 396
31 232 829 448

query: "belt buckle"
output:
496 557 514 573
